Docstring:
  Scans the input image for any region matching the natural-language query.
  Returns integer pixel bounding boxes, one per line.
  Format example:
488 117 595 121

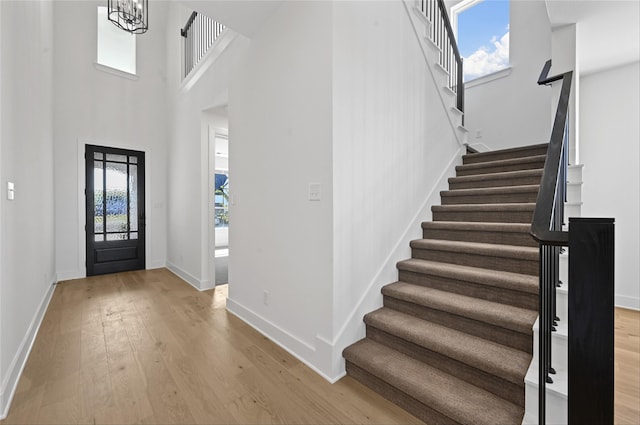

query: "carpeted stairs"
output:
343 143 548 425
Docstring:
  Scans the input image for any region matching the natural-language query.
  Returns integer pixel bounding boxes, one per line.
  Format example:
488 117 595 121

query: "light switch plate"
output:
7 182 15 201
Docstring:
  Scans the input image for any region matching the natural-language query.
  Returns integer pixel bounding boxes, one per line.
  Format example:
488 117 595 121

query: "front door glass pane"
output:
106 162 128 233
94 161 104 233
129 164 138 232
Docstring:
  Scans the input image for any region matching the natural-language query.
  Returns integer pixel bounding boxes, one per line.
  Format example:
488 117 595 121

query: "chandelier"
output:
107 0 149 34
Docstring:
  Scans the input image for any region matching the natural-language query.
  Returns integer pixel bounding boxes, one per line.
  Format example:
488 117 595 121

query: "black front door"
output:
86 145 145 276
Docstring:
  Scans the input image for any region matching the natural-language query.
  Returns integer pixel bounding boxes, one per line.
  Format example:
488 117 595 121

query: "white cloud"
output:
463 31 509 81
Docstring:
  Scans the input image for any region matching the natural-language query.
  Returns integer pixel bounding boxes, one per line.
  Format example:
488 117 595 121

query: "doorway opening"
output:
213 133 229 285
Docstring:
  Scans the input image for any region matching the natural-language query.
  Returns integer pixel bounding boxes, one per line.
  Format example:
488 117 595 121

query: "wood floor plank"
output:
1 269 638 424
615 308 640 424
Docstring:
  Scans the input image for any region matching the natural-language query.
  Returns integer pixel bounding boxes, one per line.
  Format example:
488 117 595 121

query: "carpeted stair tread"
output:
456 155 546 176
440 185 539 204
364 308 531 385
343 339 524 425
421 221 537 247
462 143 548 165
382 282 537 335
422 221 531 233
449 169 543 190
432 203 535 223
410 239 538 261
397 258 538 294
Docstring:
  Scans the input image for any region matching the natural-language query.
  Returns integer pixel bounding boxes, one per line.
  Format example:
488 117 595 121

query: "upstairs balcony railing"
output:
418 0 464 117
531 59 614 425
181 11 225 80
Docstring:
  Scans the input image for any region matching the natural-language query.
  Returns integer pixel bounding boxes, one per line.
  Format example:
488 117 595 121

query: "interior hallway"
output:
0 269 638 424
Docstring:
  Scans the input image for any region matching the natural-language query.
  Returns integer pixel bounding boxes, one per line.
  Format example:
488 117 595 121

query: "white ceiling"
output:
546 0 640 75
176 0 283 37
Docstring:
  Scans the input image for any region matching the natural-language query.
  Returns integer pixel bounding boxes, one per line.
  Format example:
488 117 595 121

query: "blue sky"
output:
457 0 510 81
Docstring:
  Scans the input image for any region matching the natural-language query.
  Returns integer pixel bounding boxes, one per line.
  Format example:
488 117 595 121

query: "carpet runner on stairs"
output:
342 143 548 425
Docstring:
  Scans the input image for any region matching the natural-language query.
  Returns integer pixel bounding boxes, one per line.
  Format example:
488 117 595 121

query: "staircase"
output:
343 143 549 425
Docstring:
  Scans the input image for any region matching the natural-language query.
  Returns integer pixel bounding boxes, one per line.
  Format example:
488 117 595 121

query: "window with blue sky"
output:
456 0 510 81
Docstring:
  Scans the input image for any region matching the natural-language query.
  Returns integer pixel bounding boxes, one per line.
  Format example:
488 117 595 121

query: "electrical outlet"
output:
263 290 269 306
308 183 321 201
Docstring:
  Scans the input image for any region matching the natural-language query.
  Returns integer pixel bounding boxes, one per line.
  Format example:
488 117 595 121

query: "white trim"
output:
466 142 492 152
226 298 344 383
166 261 214 292
450 0 484 36
0 278 57 420
465 66 512 89
76 138 153 278
93 63 138 81
616 295 640 311
56 270 85 282
180 29 237 93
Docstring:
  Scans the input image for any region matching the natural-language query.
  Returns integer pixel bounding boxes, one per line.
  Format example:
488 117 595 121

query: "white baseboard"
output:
166 261 213 291
56 269 85 282
226 297 342 383
0 279 57 420
147 260 166 270
616 295 640 311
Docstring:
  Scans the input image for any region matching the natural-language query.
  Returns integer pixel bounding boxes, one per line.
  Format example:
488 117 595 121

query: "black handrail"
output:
419 0 464 116
181 11 198 37
531 59 572 425
436 0 464 114
531 60 572 246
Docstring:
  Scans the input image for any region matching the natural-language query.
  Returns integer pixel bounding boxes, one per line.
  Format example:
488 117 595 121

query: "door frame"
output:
208 126 229 286
77 138 152 278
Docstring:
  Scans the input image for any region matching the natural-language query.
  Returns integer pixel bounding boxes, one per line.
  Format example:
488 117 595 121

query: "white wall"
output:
53 1 169 280
580 61 640 310
226 0 335 377
165 2 249 290
330 0 463 378
0 0 56 417
463 0 553 151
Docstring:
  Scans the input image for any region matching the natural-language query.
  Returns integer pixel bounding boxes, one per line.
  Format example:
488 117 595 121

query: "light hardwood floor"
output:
1 269 638 424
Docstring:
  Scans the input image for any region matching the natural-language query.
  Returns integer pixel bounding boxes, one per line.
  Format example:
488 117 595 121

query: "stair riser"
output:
524 378 567 424
463 147 549 165
345 361 458 425
383 297 533 353
422 228 538 248
456 162 545 177
560 254 568 287
533 328 568 369
449 174 543 190
366 326 525 407
432 209 534 223
411 248 539 276
397 269 538 311
441 191 539 205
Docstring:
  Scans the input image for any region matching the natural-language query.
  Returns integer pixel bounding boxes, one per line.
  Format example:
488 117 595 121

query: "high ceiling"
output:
546 0 640 75
178 0 639 75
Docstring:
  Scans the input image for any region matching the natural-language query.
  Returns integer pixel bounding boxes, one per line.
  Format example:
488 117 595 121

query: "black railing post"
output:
568 218 615 425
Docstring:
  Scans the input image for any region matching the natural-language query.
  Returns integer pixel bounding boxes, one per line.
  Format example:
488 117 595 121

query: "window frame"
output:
96 6 137 77
451 0 511 83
